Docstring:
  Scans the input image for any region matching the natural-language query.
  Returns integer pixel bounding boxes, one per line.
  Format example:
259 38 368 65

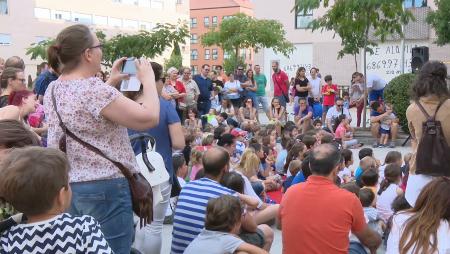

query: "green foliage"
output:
164 54 183 71
223 54 246 74
201 13 294 63
293 0 414 59
26 39 55 61
427 0 450 45
25 21 189 67
384 73 416 134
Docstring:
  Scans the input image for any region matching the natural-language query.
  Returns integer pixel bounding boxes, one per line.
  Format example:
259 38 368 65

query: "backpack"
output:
415 100 450 176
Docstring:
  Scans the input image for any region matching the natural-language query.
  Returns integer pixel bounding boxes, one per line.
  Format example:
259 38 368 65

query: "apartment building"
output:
0 0 190 77
190 0 253 74
253 0 450 87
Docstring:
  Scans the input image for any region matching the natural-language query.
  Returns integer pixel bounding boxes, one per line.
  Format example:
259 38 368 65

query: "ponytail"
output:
47 44 60 72
377 164 402 195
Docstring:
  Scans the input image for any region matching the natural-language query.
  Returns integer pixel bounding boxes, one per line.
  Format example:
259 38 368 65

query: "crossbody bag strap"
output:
273 73 288 97
50 85 133 179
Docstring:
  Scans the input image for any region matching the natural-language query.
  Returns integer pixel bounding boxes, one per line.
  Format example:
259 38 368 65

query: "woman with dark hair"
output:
238 97 259 132
293 67 311 114
0 67 26 108
184 107 202 130
387 177 450 254
405 61 450 207
43 24 160 253
242 69 257 107
283 142 306 174
126 61 185 254
0 119 40 161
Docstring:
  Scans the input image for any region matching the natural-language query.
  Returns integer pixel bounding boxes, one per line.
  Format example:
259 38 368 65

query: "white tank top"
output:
376 183 399 223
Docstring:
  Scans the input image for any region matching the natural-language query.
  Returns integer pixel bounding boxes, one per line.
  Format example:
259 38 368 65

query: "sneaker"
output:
378 144 385 148
389 141 396 148
372 142 379 148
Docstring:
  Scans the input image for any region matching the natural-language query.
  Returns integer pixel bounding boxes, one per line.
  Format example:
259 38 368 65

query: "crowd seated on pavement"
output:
0 24 449 254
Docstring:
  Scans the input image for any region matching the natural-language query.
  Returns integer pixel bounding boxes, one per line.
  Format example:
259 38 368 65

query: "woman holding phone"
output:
44 24 160 254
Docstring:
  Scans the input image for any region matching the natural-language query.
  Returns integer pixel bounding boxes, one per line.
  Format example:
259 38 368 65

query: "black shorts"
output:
239 228 265 248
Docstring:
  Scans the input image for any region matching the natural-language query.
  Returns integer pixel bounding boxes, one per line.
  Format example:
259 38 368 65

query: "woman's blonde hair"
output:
237 150 260 179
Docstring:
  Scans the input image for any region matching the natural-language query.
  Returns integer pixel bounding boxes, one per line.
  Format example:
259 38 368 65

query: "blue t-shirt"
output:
193 74 213 102
355 166 363 186
34 70 58 96
171 178 236 254
128 98 180 183
275 149 288 173
371 110 382 117
291 171 306 185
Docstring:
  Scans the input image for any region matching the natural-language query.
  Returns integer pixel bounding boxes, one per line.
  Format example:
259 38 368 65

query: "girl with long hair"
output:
293 67 311 114
387 177 450 254
242 69 257 107
376 164 403 223
334 114 362 149
283 142 306 174
239 98 259 132
268 97 286 136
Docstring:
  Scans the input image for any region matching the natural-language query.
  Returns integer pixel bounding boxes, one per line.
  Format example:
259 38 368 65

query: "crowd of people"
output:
0 23 449 254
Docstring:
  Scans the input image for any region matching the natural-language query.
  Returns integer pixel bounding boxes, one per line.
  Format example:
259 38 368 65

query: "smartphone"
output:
122 57 137 75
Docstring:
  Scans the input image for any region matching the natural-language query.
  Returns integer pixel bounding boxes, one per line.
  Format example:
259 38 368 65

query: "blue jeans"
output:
69 178 134 254
275 95 287 108
256 96 269 113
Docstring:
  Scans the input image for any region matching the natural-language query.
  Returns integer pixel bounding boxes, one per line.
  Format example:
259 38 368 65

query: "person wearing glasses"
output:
0 67 26 108
43 24 160 253
179 67 200 118
325 97 352 133
193 64 213 126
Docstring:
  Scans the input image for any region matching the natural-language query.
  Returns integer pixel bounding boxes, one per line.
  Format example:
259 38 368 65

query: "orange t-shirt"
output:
279 176 367 254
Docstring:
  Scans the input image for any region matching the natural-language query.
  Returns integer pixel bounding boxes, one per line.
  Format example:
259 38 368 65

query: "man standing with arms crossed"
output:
272 62 289 108
193 64 213 126
254 65 269 116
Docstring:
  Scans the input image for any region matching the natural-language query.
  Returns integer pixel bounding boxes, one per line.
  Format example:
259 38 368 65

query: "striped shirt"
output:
0 213 112 254
171 178 236 254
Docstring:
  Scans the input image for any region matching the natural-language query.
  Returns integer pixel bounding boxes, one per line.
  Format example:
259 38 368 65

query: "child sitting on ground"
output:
313 119 323 130
361 168 379 198
283 160 302 193
338 149 354 184
0 147 112 253
189 149 204 181
184 195 268 254
358 188 384 236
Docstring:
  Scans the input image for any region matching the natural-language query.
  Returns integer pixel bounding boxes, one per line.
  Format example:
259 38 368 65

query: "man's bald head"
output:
310 144 341 176
5 56 25 71
203 147 230 177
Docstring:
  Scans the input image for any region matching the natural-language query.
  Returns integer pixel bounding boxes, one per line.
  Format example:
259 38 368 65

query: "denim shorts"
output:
69 177 134 254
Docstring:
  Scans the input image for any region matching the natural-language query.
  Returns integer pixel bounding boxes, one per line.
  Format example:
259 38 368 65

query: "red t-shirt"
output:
272 70 289 97
322 84 338 106
174 80 186 104
279 176 367 254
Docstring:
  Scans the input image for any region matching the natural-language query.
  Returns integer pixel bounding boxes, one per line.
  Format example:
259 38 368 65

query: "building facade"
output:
0 0 190 78
253 0 450 88
190 0 253 74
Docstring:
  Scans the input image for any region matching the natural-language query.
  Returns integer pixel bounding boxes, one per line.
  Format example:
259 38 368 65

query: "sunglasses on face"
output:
336 104 343 107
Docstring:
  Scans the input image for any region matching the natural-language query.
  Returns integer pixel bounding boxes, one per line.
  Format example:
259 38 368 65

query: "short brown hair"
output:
205 195 242 232
0 147 70 216
48 24 94 73
0 119 41 148
0 67 22 89
4 56 25 70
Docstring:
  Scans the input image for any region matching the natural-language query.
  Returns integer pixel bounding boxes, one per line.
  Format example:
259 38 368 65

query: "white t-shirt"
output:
309 76 321 98
366 74 387 91
233 170 262 201
376 183 399 223
338 167 352 181
224 81 241 98
387 212 450 254
405 174 434 207
326 106 352 123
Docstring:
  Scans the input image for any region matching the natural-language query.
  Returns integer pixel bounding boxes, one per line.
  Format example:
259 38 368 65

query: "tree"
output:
201 13 294 67
164 54 183 70
427 0 450 45
26 21 189 68
294 0 414 128
223 53 246 74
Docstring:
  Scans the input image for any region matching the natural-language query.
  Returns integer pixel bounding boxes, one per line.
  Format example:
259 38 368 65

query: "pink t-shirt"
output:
44 77 139 183
335 124 347 139
189 164 203 180
322 84 338 106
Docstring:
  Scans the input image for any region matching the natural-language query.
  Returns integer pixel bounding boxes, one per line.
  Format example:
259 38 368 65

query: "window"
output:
191 65 198 75
190 18 197 28
34 8 51 19
139 21 153 30
0 0 7 15
123 19 138 29
224 51 230 59
403 0 427 8
0 34 11 46
295 8 313 29
35 36 48 43
223 15 232 20
72 12 92 24
191 49 198 60
176 0 183 4
51 10 71 21
212 49 218 60
204 16 210 27
138 0 151 7
239 49 246 59
151 0 163 9
212 16 218 26
108 17 123 27
205 49 210 60
93 15 108 26
191 34 198 44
